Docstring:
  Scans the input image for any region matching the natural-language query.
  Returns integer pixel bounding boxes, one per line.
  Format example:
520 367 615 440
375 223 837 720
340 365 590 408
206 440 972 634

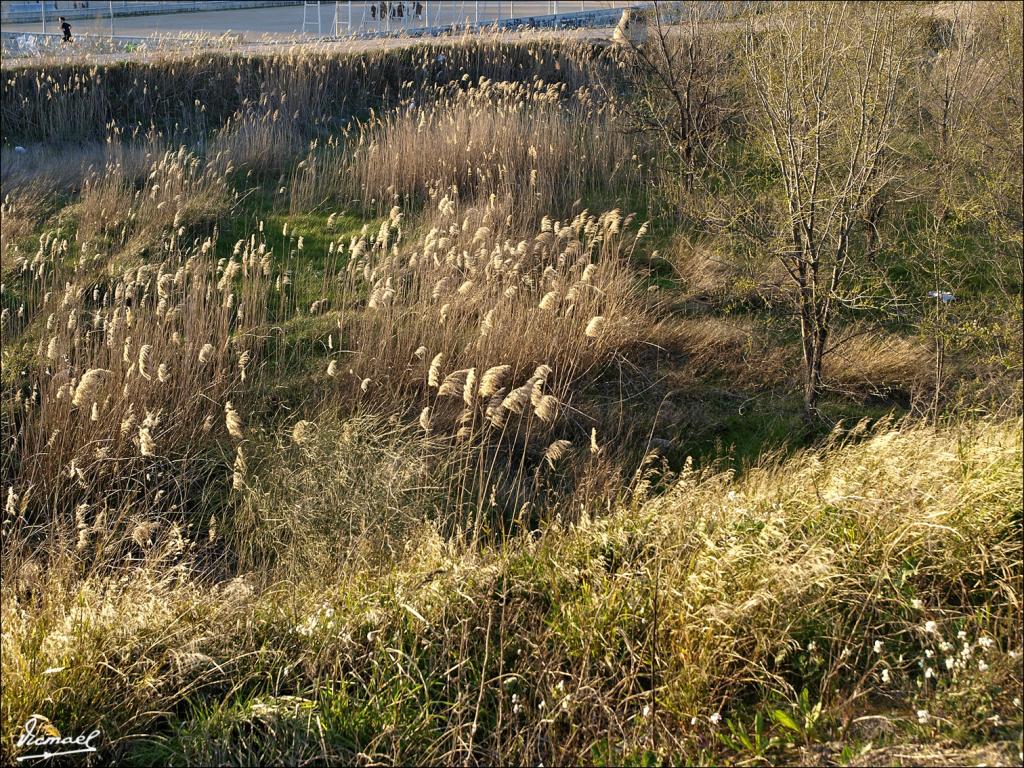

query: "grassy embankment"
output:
1 21 1021 765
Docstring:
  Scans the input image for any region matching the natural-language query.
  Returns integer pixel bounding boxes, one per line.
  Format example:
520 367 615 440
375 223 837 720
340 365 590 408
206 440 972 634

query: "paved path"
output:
3 2 631 40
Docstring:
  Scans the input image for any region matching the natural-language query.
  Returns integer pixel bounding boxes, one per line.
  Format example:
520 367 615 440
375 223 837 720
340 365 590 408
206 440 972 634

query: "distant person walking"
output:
60 16 73 43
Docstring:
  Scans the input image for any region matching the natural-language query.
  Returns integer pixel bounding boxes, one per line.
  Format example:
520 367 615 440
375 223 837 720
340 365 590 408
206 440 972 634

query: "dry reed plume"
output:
0 10 1020 765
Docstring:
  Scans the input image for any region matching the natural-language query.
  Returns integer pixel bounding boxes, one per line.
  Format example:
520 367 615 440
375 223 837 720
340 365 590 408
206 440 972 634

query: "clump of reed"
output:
74 144 230 258
336 200 650 400
1 222 269 543
289 75 636 222
1 37 603 145
233 199 657 554
655 315 795 389
1 17 1019 766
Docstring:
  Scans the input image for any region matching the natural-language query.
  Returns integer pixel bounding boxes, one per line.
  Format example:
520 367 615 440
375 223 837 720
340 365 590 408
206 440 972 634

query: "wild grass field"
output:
1 2 1021 765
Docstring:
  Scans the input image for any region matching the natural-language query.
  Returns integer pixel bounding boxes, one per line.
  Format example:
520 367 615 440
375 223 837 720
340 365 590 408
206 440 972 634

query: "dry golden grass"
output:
654 315 794 389
657 315 936 403
289 76 634 224
2 224 268 527
667 233 793 307
825 328 933 400
0 17 1020 766
669 236 743 300
2 417 1019 764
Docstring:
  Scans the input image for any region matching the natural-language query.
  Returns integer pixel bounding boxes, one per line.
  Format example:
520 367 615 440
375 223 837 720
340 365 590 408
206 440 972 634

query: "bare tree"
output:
975 1 1024 256
610 2 739 201
909 1 1023 414
744 2 917 419
911 3 995 414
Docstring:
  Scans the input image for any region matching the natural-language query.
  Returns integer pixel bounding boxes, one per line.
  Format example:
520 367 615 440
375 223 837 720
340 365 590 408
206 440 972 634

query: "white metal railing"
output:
302 2 628 36
330 2 636 38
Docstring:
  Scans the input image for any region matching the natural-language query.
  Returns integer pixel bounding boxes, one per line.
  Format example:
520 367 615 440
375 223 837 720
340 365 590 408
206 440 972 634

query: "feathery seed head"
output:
463 368 478 405
292 420 314 444
225 401 244 439
480 365 511 397
539 290 559 311
72 368 109 408
428 353 444 387
138 344 153 380
502 384 532 415
438 368 471 398
585 316 607 338
138 425 156 456
535 394 558 423
232 446 247 490
544 439 572 467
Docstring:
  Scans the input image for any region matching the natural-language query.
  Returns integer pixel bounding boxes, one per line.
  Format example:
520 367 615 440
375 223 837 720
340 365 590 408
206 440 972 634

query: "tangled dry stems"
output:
1 16 1021 765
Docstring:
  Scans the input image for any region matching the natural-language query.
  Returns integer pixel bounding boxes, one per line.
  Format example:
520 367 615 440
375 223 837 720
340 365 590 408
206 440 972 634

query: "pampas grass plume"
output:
463 368 477 405
502 384 531 415
72 368 109 408
232 446 247 490
138 425 156 456
535 394 558 423
544 439 572 467
480 365 510 397
225 401 244 439
292 420 313 444
428 353 444 387
438 369 470 398
138 344 153 380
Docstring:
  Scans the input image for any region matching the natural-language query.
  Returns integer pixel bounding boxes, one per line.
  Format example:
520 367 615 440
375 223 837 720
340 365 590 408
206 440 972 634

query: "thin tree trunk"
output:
798 280 828 422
